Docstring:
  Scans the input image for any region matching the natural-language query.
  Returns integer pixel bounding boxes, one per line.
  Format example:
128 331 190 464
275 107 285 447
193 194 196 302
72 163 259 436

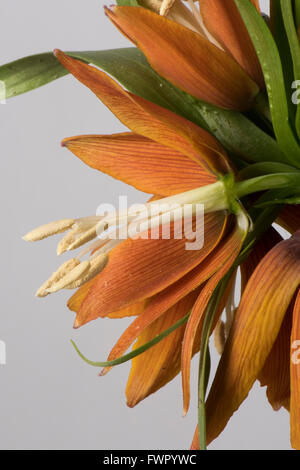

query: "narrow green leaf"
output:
116 0 139 5
281 0 300 137
270 0 295 122
235 0 300 167
238 161 297 179
192 99 286 164
71 311 190 368
295 0 300 28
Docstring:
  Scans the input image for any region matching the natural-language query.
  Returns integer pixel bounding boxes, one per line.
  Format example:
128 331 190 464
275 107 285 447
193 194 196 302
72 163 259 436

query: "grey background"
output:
0 0 291 450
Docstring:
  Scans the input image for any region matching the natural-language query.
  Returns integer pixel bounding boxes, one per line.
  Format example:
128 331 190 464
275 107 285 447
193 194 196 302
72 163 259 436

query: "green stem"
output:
234 171 300 199
71 311 190 368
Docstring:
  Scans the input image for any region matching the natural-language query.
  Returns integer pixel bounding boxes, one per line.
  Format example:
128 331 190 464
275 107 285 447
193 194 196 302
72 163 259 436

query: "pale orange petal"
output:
62 132 215 196
54 49 230 176
290 289 300 449
199 0 264 87
105 6 259 111
205 231 300 446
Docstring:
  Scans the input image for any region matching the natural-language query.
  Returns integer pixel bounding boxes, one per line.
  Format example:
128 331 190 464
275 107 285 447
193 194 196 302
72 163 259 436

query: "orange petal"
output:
181 219 247 415
291 289 300 449
54 49 230 176
68 281 146 319
105 6 259 111
62 132 215 196
205 231 300 446
75 212 227 328
277 205 300 233
100 219 246 375
126 289 200 407
199 0 264 88
240 229 289 411
258 302 292 412
101 218 242 376
251 0 261 12
240 227 283 291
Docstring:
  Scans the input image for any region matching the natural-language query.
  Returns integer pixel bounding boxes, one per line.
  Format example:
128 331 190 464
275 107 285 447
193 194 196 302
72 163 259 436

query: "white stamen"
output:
64 253 108 289
45 260 90 294
160 0 176 16
23 219 75 242
36 258 80 297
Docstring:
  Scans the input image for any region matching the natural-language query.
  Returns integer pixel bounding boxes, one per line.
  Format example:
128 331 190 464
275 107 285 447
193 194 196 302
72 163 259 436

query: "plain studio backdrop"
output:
0 0 291 450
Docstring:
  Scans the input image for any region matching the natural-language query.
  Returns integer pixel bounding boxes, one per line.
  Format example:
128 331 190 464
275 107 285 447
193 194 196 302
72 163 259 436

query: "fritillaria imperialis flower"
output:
24 49 250 408
8 0 299 451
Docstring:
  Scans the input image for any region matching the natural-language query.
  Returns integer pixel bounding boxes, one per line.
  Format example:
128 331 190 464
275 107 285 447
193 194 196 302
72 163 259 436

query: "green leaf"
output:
0 47 287 166
281 0 300 137
235 0 300 168
192 99 286 164
71 311 190 368
0 53 69 99
270 0 295 123
295 0 300 28
238 161 297 179
116 0 139 5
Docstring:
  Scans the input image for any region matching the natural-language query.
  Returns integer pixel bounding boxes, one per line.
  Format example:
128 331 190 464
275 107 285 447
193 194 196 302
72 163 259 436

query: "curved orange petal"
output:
100 219 249 376
239 228 289 410
126 289 200 407
105 6 259 111
258 302 292 412
68 281 146 319
181 217 247 415
101 218 243 377
62 132 215 196
75 212 227 328
199 0 264 88
204 231 300 446
54 49 230 176
240 227 283 291
277 205 300 233
291 289 300 449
